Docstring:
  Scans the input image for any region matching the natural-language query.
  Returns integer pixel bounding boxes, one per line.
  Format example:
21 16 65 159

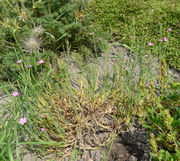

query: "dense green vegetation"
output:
87 0 180 69
0 0 103 81
0 0 179 160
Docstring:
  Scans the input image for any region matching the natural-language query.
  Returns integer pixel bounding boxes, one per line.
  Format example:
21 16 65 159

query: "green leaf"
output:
172 118 180 128
7 142 14 161
171 81 180 89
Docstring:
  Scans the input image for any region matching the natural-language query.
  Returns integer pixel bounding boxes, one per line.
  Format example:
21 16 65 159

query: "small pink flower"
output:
89 32 94 36
168 28 172 32
145 54 149 58
137 45 140 48
24 65 32 68
17 60 23 63
41 114 45 118
131 59 135 63
142 28 145 30
12 91 19 97
132 16 135 18
19 117 27 125
38 59 44 65
158 39 163 42
163 37 167 42
41 128 45 132
148 42 153 46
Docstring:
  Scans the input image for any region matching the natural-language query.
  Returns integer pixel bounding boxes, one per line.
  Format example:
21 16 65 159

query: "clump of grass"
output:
0 54 120 159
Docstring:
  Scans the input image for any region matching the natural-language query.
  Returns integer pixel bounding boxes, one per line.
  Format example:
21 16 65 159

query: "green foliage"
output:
0 1 180 160
0 0 105 81
1 0 80 46
88 0 180 69
139 64 180 161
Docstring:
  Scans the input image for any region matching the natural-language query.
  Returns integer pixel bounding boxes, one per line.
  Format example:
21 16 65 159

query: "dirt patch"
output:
74 117 150 161
110 120 150 161
64 42 179 93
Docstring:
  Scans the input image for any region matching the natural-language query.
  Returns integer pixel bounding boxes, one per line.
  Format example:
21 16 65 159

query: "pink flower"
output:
158 39 163 42
163 37 167 42
168 28 172 32
17 60 23 63
38 59 44 64
12 91 19 97
137 45 140 48
19 117 27 125
131 59 135 63
142 28 145 30
132 16 135 18
41 114 45 118
89 32 94 36
24 65 32 68
145 54 149 58
148 42 153 46
41 128 45 132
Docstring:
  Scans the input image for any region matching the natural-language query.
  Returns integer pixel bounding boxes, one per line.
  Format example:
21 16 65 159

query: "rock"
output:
129 155 137 161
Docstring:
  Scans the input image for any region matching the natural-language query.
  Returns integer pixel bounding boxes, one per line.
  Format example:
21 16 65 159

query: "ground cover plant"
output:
0 0 180 161
87 0 180 70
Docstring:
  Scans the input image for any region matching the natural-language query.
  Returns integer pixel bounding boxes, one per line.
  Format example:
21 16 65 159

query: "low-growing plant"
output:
87 0 180 70
138 60 180 161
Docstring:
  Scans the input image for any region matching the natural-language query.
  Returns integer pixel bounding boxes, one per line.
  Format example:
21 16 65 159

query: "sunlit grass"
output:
0 0 179 161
